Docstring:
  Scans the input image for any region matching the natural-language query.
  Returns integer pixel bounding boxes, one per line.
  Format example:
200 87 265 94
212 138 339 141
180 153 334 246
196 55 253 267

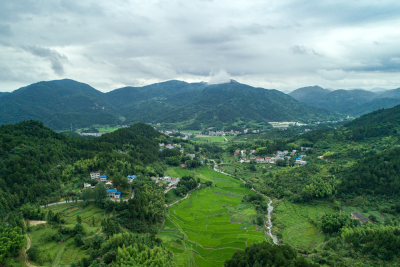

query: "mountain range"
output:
0 79 337 130
289 86 400 116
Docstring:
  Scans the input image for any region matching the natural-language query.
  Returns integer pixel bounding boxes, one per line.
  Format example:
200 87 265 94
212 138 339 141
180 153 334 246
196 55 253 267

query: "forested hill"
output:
0 79 339 130
342 104 400 141
0 79 120 129
155 81 336 128
289 86 400 116
0 121 164 217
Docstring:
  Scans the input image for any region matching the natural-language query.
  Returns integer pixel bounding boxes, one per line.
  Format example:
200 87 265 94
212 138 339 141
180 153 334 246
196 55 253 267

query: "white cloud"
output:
316 69 347 81
207 70 231 84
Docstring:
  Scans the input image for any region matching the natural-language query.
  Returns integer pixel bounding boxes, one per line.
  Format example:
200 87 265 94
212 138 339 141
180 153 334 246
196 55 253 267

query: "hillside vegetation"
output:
0 79 338 130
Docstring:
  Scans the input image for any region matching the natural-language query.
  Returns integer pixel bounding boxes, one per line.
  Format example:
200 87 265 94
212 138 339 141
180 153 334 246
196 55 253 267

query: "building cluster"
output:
87 172 138 199
78 132 104 137
240 150 309 165
159 143 184 153
151 176 180 189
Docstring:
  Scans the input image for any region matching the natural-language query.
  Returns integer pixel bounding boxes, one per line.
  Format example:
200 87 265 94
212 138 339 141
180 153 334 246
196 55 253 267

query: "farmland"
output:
26 203 107 266
158 169 269 267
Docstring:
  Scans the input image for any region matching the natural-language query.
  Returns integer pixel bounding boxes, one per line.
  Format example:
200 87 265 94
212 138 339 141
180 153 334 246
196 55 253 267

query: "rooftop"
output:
107 189 117 192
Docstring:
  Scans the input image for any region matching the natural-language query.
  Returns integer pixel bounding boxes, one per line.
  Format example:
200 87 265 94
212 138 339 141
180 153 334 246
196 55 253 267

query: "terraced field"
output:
159 169 268 267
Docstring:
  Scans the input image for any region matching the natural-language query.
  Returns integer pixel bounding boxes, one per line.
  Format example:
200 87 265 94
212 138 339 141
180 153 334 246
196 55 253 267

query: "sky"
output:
0 0 400 93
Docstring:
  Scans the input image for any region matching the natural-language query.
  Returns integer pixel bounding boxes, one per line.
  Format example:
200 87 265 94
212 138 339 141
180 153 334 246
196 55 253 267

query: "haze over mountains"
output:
0 79 336 130
289 86 400 116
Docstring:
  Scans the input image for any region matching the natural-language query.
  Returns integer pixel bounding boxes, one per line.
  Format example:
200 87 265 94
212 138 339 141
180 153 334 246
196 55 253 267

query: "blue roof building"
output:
107 189 117 192
100 175 107 178
166 145 174 149
299 155 306 158
127 175 137 183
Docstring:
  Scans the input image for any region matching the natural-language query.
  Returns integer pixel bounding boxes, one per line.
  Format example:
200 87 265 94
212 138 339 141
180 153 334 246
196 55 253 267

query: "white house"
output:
256 157 265 163
187 154 195 160
295 158 307 165
151 177 159 184
265 157 273 163
90 171 100 180
100 175 108 182
159 143 165 147
160 176 172 182
127 175 137 183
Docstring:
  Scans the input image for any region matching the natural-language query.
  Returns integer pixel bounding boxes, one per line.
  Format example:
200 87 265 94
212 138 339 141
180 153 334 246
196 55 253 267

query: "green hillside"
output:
0 79 339 130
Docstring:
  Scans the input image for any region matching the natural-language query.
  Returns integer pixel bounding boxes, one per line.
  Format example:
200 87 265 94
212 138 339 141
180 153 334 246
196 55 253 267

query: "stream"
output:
214 165 279 244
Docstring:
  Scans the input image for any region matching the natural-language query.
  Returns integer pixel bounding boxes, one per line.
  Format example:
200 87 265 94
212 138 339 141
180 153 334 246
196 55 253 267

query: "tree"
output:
0 227 26 265
74 234 84 246
77 215 82 224
27 246 40 261
93 182 107 207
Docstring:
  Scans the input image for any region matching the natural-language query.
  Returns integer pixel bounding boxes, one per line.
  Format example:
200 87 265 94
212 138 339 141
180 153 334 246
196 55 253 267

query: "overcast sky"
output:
1 0 400 92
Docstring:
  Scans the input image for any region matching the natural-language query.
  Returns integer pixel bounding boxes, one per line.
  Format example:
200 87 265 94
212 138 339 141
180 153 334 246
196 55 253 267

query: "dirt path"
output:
29 220 47 226
166 184 201 207
24 236 37 267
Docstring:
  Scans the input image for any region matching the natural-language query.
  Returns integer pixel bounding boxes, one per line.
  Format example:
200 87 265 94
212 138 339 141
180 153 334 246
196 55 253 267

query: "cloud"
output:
208 70 231 84
389 57 400 64
20 45 68 75
0 24 12 36
291 45 321 56
317 69 347 81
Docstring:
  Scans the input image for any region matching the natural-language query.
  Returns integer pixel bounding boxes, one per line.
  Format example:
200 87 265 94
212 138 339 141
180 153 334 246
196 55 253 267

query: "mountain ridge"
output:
0 79 339 130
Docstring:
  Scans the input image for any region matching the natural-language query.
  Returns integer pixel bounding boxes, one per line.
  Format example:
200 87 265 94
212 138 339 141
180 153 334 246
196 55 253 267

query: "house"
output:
301 147 311 151
127 175 137 183
90 171 100 180
277 150 288 156
299 155 306 158
114 191 121 199
84 182 92 189
250 155 256 160
100 175 108 182
234 152 239 155
275 156 285 161
107 189 117 198
180 148 184 153
151 177 159 183
171 178 180 185
250 150 255 154
159 143 165 147
295 158 307 165
166 145 174 149
256 157 265 163
290 150 297 156
160 176 172 182
351 212 371 224
105 181 113 186
265 157 272 163
200 160 204 165
180 163 187 168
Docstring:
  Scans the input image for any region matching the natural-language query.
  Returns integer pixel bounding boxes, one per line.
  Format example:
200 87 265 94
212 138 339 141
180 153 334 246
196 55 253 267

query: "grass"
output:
159 173 267 267
27 203 108 266
272 200 335 252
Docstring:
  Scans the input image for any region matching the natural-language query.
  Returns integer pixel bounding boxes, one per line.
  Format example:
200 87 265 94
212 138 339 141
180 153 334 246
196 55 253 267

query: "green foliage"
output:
340 147 400 196
0 227 25 264
174 175 198 197
224 242 319 267
114 244 176 267
27 246 40 261
320 213 352 233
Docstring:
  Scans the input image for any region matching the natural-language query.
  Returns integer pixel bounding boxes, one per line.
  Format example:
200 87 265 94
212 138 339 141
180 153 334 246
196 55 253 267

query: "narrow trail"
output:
24 236 37 267
166 184 201 208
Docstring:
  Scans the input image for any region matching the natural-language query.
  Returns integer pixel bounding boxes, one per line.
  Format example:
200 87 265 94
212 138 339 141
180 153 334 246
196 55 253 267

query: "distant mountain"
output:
288 86 331 104
0 79 340 130
0 79 120 129
289 86 400 116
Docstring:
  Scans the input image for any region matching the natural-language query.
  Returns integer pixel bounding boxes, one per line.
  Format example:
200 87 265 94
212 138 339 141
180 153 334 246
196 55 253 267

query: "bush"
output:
27 246 40 261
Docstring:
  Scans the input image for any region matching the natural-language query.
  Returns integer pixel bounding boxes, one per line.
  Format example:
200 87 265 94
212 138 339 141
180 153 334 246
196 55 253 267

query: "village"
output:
83 171 180 200
234 147 310 166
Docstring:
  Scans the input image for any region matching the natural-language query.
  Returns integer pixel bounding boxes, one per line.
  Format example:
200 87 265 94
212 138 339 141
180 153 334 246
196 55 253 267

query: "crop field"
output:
193 136 226 142
27 203 107 266
158 171 268 267
272 200 334 252
165 166 243 188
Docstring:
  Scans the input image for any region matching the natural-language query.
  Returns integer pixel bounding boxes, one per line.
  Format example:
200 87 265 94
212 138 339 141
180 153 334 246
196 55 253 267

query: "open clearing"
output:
159 169 267 267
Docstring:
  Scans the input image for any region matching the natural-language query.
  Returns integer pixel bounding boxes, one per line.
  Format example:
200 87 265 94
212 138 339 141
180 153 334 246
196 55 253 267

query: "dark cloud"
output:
20 45 68 75
0 0 400 92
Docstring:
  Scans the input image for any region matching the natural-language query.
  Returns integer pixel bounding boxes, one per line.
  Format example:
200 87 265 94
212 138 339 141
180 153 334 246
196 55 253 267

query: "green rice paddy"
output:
159 169 268 267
